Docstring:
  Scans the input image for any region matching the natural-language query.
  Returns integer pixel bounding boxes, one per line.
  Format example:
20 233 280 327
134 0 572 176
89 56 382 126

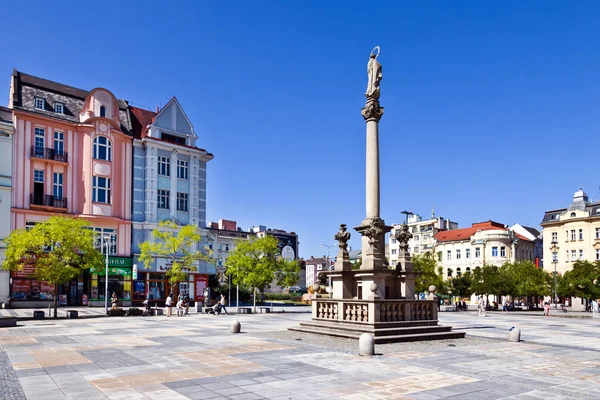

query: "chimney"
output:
156 106 159 113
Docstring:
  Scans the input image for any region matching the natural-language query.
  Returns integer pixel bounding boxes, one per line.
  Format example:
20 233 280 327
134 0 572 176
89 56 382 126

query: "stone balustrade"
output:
313 299 438 324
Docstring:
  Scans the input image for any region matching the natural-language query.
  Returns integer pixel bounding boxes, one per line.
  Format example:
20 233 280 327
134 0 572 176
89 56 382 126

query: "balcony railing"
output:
31 146 68 163
30 194 68 210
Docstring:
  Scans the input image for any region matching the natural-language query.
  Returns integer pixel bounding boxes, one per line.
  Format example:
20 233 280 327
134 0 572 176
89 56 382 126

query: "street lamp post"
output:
320 244 336 291
102 235 112 314
550 241 559 310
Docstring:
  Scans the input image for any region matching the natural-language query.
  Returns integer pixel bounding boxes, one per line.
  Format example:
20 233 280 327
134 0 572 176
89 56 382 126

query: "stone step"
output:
288 326 465 343
298 321 452 336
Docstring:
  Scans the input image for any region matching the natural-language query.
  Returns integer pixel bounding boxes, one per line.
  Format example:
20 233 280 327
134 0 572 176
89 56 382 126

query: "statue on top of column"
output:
365 46 382 100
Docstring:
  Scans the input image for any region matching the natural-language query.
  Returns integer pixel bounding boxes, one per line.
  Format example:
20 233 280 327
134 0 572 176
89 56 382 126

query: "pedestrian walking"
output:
592 299 599 319
502 299 507 313
176 297 184 317
544 302 550 316
184 296 190 316
165 294 173 317
219 294 228 315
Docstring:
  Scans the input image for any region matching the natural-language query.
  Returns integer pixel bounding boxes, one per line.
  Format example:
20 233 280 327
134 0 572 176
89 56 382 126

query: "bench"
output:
0 317 17 327
238 307 252 314
445 306 456 312
66 310 78 319
258 307 271 313
33 311 45 320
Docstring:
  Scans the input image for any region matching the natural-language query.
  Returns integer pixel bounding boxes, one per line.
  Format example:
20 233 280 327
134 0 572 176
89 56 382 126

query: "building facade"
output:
510 223 543 269
8 70 133 307
305 256 329 289
389 213 458 266
129 99 214 305
205 219 252 284
434 220 536 279
0 106 14 304
541 188 600 309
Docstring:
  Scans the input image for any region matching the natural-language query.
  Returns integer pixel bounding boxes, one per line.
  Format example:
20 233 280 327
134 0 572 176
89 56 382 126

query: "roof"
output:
0 106 11 124
521 226 541 238
11 69 132 135
434 220 533 243
305 257 328 266
541 202 600 224
129 105 157 139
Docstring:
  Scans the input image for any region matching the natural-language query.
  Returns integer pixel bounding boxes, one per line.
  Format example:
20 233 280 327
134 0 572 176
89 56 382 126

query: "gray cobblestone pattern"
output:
0 346 27 400
1 310 600 398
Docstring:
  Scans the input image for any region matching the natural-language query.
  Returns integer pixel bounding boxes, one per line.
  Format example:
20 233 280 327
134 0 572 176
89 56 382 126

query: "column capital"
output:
361 99 384 122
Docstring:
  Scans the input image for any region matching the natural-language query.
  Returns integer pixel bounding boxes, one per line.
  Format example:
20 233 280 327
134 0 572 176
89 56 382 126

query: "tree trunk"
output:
53 283 58 319
253 287 257 313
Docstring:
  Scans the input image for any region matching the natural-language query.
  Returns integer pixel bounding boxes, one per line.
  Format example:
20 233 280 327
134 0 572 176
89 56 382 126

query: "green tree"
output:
504 261 550 300
561 260 600 304
226 236 300 312
450 272 473 299
2 216 103 318
413 254 447 295
139 220 210 297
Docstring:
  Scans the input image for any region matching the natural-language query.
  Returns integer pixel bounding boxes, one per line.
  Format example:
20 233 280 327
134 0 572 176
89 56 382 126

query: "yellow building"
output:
541 188 600 310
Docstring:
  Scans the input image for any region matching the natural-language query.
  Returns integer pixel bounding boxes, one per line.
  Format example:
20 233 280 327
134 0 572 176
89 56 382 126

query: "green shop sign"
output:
90 257 132 275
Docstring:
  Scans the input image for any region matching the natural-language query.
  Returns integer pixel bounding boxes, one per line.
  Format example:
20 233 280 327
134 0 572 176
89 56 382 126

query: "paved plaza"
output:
2 310 600 399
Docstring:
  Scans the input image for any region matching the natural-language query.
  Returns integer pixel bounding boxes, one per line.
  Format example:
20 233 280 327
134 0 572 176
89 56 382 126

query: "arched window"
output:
570 212 576 217
93 136 112 161
456 267 462 277
447 268 453 278
100 106 106 117
466 267 471 273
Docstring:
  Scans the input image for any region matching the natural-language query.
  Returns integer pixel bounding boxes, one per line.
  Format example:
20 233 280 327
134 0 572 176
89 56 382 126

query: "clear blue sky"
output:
2 2 600 259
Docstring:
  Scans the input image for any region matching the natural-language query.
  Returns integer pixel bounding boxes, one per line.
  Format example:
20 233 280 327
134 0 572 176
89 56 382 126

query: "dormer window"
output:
35 97 45 110
54 102 64 114
571 212 576 217
100 106 106 117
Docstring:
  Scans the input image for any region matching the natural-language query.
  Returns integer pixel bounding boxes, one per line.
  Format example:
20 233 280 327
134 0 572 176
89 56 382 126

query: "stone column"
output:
365 114 380 220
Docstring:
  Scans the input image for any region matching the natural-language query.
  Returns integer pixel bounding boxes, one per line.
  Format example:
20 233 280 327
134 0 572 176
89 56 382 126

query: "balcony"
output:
31 146 68 163
30 194 68 211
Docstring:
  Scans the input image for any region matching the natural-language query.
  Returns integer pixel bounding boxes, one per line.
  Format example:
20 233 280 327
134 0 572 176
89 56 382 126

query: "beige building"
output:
389 212 458 266
434 221 536 279
541 188 600 308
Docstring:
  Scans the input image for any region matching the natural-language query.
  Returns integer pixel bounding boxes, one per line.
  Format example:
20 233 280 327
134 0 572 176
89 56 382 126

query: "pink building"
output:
8 70 133 307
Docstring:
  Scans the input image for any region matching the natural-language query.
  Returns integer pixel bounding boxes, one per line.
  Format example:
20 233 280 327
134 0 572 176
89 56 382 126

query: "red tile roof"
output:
434 220 532 243
129 105 157 139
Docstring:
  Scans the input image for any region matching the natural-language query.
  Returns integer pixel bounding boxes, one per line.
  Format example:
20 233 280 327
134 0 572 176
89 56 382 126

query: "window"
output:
100 106 106 117
437 252 442 262
456 249 461 259
391 249 397 255
225 244 230 252
447 268 452 278
571 230 576 241
551 232 557 242
492 247 498 257
34 127 45 155
500 247 506 257
456 267 462 277
447 250 451 260
579 249 584 260
391 238 396 244
34 169 44 183
566 250 569 263
465 249 470 259
596 228 600 239
158 189 170 209
414 235 420 241
566 230 569 241
571 212 576 217
475 247 481 258
93 136 112 161
93 227 117 255
571 250 576 261
53 173 63 199
176 192 188 212
552 252 558 262
161 132 186 145
158 156 170 176
597 249 600 261
92 176 111 203
35 97 45 110
54 102 64 114
177 160 188 179
579 229 584 240
25 222 37 231
54 131 64 155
